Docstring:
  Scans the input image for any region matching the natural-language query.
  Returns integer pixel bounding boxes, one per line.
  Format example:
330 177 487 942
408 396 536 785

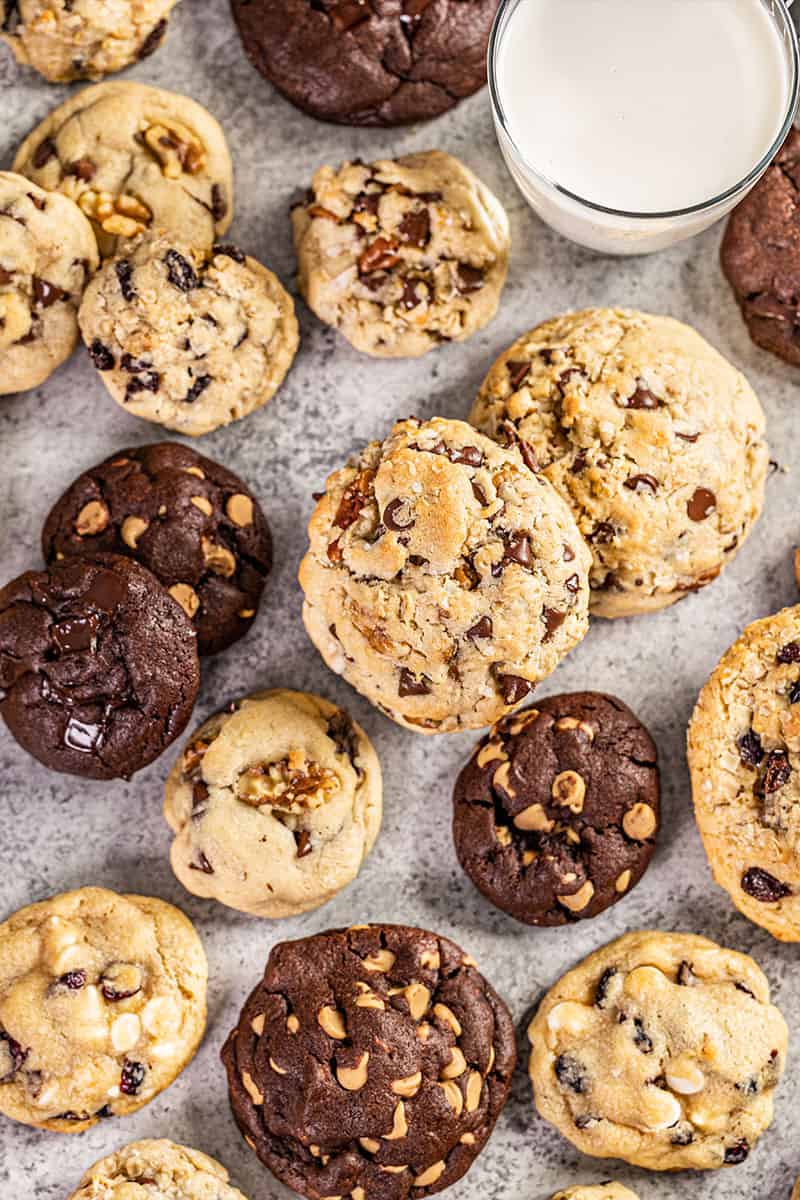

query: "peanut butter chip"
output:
413 1161 445 1188
551 769 586 813
433 1003 462 1036
514 803 554 832
476 740 508 768
383 1101 408 1139
391 1071 422 1097
336 1051 369 1090
623 802 657 840
75 500 109 536
495 825 512 846
242 1070 264 1104
439 1079 464 1115
419 948 440 969
404 982 430 1021
558 880 595 912
465 1070 483 1112
616 869 632 893
169 583 199 619
441 1047 467 1080
359 1138 380 1154
226 493 255 527
251 1013 265 1035
184 466 205 479
191 495 213 516
492 760 515 796
287 1014 300 1033
121 515 148 549
202 537 236 577
362 949 396 972
318 1005 347 1039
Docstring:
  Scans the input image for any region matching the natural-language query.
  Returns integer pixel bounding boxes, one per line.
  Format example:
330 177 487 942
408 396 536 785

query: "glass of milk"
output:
489 0 800 254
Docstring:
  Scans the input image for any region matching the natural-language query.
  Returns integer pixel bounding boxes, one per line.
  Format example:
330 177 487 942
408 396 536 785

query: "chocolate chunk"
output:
621 381 663 409
504 532 533 568
190 851 214 874
398 207 430 248
494 672 532 706
294 830 312 857
595 967 619 1007
32 277 68 308
687 487 716 521
723 1140 750 1165
466 616 492 641
32 137 57 169
211 184 227 224
506 360 531 389
125 372 161 399
741 867 792 903
138 17 168 59
624 473 659 494
456 263 484 293
448 444 484 467
398 668 431 697
541 607 565 641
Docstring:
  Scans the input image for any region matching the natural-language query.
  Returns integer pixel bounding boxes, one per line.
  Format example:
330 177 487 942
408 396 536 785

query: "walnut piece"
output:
237 749 340 811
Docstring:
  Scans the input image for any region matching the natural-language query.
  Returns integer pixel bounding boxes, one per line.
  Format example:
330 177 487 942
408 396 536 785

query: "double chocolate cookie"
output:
453 693 660 925
42 443 273 656
222 924 515 1199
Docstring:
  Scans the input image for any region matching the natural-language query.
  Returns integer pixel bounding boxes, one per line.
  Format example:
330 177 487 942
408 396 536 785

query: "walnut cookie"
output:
0 887 207 1133
292 151 509 357
688 605 800 942
13 81 232 258
0 171 99 395
528 931 787 1172
299 416 591 734
470 308 768 618
67 1139 249 1200
164 689 382 919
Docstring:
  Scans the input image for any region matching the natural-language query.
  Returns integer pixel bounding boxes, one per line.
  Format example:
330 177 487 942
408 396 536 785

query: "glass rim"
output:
488 0 800 222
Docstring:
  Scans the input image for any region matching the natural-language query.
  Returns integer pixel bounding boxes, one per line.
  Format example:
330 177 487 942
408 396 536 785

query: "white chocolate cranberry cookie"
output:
552 1187 638 1200
292 151 509 357
68 1139 249 1200
528 931 787 1172
299 417 591 733
164 690 382 918
0 887 207 1132
688 605 800 941
470 308 768 618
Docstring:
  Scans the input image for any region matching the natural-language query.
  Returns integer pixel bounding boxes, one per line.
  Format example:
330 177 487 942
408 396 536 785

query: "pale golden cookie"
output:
68 1139 248 1200
552 1187 638 1200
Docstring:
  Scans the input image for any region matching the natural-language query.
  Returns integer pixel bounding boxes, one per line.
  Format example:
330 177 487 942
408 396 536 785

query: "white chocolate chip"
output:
110 1012 141 1053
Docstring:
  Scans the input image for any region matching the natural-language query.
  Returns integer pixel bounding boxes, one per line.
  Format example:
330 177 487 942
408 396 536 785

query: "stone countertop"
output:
0 3 798 1198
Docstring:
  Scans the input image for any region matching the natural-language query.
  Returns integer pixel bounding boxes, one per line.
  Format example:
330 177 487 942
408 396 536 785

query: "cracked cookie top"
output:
221 924 515 1200
299 416 591 734
68 1139 249 1200
470 308 768 618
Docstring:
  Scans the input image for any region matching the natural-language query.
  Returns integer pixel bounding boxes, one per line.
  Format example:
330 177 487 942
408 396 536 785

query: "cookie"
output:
299 416 591 734
164 689 382 918
292 151 509 357
688 604 800 942
470 308 768 618
68 1139 249 1200
453 693 660 926
551 1188 638 1200
13 82 233 258
0 553 199 780
0 171 99 395
221 924 515 1200
721 128 800 366
1 0 179 83
231 0 499 127
527 931 787 1172
78 234 299 436
42 442 273 656
0 887 207 1133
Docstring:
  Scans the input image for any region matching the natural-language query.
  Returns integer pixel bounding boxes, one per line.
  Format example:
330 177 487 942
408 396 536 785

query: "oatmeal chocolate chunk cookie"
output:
164 689 382 918
293 152 509 357
688 605 800 942
0 553 199 780
0 171 98 395
528 931 787 1172
453 693 660 925
0 887 206 1133
42 442 273 656
13 82 232 257
551 1187 638 1200
221 924 515 1199
2 0 179 83
231 0 499 127
79 234 299 436
470 308 768 618
68 1139 249 1200
299 416 591 734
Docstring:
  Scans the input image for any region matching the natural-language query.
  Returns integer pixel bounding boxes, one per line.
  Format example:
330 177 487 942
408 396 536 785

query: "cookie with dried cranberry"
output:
0 887 206 1133
453 693 660 926
688 604 800 942
0 553 199 780
221 924 515 1200
42 443 272 656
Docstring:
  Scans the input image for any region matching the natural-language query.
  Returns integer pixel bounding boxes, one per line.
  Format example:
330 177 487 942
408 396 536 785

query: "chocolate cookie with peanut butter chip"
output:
42 443 273 656
221 924 515 1200
453 693 659 925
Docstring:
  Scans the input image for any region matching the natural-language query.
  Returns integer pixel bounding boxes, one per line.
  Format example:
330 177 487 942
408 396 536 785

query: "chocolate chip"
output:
456 264 484 293
565 574 580 593
448 444 484 467
191 780 209 819
723 1140 749 1165
212 243 246 264
211 184 227 224
506 360 531 389
88 339 115 371
295 830 312 857
125 372 161 400
138 17 167 58
621 381 663 409
495 672 532 705
119 1060 146 1096
65 158 95 181
326 710 359 764
32 138 57 169
741 867 792 903
189 851 214 874
677 961 696 987
761 749 791 793
398 208 430 248
471 481 488 506
32 277 68 308
588 521 615 544
624 474 659 494
504 532 533 568
399 277 426 310
737 729 764 767
115 259 136 302
466 616 492 641
27 191 45 211
777 642 800 664
676 431 700 443
353 191 381 217
184 374 212 405
120 353 152 373
164 249 199 292
554 1054 589 1094
398 668 431 697
687 487 716 521
542 607 565 641
383 498 415 531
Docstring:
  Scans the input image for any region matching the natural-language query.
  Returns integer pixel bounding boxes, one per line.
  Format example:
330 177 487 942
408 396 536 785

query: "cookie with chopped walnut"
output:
528 931 787 1172
68 1139 250 1200
42 442 273 656
688 604 800 942
453 692 660 926
292 151 509 357
299 416 591 734
164 689 382 918
470 307 768 618
13 81 232 257
221 924 515 1200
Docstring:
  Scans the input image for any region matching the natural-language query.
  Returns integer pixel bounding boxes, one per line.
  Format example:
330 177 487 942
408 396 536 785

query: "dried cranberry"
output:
119 1060 146 1096
761 749 791 793
60 970 86 990
737 729 764 767
594 967 619 1007
32 137 57 169
211 243 245 264
741 867 792 903
115 259 136 302
184 374 212 404
88 340 115 371
164 249 199 292
777 642 800 664
554 1054 589 1094
211 184 227 224
0 1029 28 1083
723 1140 749 1165
126 372 161 400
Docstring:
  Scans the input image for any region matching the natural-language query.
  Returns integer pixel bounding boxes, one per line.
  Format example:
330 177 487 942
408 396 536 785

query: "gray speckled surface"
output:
1 3 799 1198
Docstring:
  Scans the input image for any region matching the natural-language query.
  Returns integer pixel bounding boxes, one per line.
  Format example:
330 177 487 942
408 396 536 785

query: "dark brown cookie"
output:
41 443 272 656
221 924 515 1200
452 693 660 926
230 0 499 127
0 554 199 780
721 128 800 366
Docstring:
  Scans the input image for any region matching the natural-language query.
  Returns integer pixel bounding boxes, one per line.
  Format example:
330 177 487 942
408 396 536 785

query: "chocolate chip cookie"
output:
164 689 382 917
13 82 233 258
0 553 199 779
552 1188 638 1200
470 308 768 618
453 693 660 925
0 171 99 395
231 0 499 126
528 931 788 1171
42 442 273 656
292 151 509 357
68 1140 249 1200
299 416 591 734
721 128 800 366
688 604 800 942
221 924 515 1199
79 235 299 436
0 887 207 1133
